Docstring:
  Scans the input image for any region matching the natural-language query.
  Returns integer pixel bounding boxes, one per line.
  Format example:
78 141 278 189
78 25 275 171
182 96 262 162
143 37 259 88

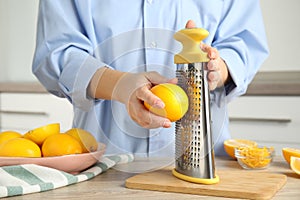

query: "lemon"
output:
0 131 22 146
42 134 83 157
282 148 300 164
0 138 41 157
65 128 98 153
144 83 189 122
290 156 300 175
24 123 60 146
224 139 257 159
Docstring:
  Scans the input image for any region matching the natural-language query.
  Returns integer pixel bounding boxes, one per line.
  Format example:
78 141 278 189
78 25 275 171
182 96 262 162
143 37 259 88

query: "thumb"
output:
185 20 196 29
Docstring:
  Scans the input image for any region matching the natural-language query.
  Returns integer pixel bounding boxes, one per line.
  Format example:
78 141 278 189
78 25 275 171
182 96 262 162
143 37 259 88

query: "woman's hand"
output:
88 67 177 129
185 20 230 90
112 71 177 129
201 44 229 90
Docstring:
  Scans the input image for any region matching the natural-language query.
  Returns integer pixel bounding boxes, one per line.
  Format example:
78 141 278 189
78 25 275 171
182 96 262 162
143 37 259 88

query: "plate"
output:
0 143 106 174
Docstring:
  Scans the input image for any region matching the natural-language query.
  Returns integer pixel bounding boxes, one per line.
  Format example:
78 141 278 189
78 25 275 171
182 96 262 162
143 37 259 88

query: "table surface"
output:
3 156 300 200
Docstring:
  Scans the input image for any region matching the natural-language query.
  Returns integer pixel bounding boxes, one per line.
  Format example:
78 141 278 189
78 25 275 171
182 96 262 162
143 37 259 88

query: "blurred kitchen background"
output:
0 0 299 154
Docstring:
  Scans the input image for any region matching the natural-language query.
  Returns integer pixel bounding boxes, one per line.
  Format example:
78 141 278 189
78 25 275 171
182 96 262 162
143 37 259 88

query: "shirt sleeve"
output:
212 0 269 102
32 0 104 111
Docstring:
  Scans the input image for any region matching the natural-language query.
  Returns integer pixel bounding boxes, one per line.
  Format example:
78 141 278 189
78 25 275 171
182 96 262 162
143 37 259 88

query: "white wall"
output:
0 0 38 81
0 0 299 82
260 0 300 71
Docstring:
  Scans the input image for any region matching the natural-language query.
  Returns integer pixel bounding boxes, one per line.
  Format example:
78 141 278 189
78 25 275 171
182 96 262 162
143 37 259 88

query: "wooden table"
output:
2 156 299 200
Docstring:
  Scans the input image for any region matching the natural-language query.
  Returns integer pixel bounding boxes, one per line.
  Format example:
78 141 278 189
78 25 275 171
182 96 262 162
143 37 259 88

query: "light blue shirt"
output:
33 0 269 157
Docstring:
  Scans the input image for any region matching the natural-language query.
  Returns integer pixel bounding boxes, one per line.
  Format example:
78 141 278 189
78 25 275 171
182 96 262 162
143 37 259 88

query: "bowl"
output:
0 143 106 174
235 146 274 170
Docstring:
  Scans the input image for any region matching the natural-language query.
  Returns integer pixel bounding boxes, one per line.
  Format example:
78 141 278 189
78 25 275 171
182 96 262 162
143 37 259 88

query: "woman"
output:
32 0 269 157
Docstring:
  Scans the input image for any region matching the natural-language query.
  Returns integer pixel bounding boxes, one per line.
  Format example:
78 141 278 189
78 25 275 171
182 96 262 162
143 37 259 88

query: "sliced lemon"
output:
290 156 300 175
224 139 257 159
282 148 300 164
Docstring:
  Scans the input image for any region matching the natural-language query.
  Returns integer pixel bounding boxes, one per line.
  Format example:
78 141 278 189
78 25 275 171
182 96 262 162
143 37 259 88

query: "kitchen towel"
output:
0 154 134 198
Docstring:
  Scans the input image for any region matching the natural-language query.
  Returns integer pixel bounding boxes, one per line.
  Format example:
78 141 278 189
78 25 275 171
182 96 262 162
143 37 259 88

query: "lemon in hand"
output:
0 138 41 157
144 83 189 122
24 123 60 146
65 128 98 153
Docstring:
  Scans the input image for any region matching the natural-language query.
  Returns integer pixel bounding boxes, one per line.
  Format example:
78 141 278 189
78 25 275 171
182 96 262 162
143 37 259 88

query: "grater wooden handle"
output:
174 28 209 64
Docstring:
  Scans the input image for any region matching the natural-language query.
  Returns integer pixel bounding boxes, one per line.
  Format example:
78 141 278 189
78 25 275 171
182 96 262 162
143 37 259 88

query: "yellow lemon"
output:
0 131 22 146
65 128 98 153
24 123 60 146
42 134 83 157
144 83 189 122
290 156 300 175
224 139 257 159
282 148 300 164
0 138 41 157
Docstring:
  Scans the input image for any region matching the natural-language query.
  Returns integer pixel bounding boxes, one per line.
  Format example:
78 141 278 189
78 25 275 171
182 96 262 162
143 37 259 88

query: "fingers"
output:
200 44 228 90
207 58 225 90
207 69 220 81
136 85 164 109
183 21 223 91
120 71 177 129
142 71 177 108
129 77 172 128
201 43 219 59
207 70 220 90
128 98 172 129
207 60 219 71
185 20 196 28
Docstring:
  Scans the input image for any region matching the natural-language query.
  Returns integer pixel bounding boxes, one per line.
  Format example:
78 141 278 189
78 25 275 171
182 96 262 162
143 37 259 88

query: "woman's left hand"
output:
185 20 229 91
201 43 229 90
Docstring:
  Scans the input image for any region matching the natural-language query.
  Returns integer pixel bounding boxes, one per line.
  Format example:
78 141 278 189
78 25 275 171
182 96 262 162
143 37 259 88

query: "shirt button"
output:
147 0 153 4
150 41 157 48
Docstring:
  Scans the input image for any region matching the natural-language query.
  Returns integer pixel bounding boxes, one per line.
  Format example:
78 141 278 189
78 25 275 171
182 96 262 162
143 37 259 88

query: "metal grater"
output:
172 28 219 184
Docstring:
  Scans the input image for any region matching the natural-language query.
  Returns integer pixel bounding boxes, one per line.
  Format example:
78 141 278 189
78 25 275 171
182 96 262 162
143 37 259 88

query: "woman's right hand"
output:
112 71 177 129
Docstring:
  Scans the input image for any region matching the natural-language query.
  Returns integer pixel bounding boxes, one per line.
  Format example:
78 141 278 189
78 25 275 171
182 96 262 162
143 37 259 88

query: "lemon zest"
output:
237 146 274 168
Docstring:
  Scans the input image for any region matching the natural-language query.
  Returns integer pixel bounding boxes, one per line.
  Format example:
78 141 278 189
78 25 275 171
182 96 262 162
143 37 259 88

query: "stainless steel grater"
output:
172 28 219 184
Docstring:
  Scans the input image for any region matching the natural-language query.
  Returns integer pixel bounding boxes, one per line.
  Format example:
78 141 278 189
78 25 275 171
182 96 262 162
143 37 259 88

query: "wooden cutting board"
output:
125 168 287 200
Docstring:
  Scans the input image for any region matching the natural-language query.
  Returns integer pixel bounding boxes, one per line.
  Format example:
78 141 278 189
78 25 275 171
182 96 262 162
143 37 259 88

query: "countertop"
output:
2 156 299 200
1 71 300 95
246 71 300 96
0 82 46 93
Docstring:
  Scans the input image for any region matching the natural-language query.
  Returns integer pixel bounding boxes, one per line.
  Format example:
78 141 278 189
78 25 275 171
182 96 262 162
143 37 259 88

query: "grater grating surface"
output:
175 62 216 179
